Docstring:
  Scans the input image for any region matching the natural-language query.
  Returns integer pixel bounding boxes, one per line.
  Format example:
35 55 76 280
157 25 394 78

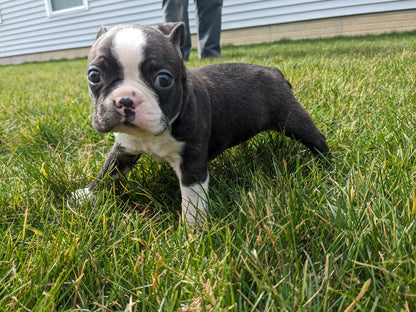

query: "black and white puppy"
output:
78 22 329 224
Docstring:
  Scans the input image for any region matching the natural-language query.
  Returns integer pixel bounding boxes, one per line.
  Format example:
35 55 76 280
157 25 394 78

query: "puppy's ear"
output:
96 25 108 39
157 22 186 55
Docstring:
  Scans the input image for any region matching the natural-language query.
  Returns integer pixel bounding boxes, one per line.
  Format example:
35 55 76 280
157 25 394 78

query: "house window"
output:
45 0 89 17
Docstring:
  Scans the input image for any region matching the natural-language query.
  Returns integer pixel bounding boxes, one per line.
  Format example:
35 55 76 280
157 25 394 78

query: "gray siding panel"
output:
221 0 416 29
0 0 164 57
1 0 416 58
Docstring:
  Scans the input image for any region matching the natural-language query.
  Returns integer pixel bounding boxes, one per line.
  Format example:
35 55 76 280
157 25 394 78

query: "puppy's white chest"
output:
114 131 184 164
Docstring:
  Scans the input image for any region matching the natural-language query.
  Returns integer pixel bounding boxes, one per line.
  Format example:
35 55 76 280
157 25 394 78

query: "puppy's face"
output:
87 23 186 135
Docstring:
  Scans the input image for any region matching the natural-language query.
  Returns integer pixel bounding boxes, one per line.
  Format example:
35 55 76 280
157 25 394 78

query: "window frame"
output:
44 0 89 17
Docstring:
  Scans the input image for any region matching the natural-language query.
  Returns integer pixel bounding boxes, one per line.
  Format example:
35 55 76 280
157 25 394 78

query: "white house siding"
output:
1 0 416 62
0 0 164 58
221 0 416 29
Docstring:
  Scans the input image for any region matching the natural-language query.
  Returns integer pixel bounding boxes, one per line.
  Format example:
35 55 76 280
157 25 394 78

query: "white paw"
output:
67 187 93 217
70 187 92 202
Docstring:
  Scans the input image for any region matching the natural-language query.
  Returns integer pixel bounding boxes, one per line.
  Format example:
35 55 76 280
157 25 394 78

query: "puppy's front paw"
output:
70 187 93 202
66 187 93 217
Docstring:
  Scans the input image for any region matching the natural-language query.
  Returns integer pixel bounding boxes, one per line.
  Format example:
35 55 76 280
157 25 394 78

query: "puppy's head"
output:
87 23 186 135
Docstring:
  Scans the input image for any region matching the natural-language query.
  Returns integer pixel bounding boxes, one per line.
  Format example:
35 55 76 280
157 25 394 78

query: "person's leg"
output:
162 0 192 60
195 0 222 58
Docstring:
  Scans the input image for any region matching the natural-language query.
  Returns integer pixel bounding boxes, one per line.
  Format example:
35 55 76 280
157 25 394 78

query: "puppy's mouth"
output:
123 121 137 128
120 111 137 128
123 108 135 119
116 112 166 134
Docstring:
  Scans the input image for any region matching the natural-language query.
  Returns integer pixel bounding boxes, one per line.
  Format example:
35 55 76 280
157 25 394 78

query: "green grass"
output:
1 31 416 311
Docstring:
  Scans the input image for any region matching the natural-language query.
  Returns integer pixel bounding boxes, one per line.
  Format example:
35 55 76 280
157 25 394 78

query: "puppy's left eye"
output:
88 70 102 84
155 73 173 89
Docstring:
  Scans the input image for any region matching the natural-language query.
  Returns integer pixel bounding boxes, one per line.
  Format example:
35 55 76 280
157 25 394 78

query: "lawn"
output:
1 31 415 311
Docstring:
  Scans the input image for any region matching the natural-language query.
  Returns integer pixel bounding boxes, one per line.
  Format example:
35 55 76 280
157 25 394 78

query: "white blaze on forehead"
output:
112 27 147 80
108 26 164 135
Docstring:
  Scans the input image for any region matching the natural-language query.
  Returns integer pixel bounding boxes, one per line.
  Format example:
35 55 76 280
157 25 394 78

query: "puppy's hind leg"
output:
275 97 329 156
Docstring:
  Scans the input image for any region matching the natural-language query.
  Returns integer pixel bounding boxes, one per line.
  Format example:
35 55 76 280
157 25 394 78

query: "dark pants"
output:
162 0 222 60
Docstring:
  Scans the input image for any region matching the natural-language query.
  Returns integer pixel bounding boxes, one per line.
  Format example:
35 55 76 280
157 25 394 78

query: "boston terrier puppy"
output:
78 22 329 225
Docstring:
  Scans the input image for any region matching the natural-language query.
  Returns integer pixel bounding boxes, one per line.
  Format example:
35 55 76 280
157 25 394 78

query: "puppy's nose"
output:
116 97 135 108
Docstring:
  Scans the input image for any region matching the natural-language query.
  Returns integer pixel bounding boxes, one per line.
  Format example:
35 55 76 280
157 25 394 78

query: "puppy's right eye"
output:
88 70 102 84
154 72 173 89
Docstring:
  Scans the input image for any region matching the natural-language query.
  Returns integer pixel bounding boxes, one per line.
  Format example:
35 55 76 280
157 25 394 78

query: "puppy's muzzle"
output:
115 96 141 119
117 97 135 108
